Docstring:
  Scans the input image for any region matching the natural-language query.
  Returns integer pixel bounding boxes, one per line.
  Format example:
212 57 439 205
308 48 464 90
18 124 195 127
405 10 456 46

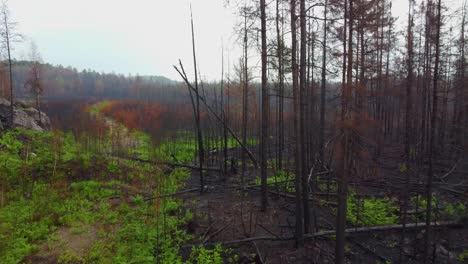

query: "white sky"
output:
10 0 239 81
9 0 421 81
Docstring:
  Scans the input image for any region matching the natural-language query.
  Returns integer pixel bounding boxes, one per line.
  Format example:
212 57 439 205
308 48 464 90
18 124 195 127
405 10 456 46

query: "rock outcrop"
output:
0 97 51 132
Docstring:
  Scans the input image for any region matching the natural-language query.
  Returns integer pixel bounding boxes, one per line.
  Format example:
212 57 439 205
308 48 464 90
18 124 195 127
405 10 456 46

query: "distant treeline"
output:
9 61 189 103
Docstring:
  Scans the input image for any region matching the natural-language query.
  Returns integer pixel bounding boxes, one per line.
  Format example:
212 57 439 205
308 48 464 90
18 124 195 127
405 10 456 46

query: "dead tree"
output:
400 1 415 262
241 6 249 184
299 0 311 234
319 0 328 164
423 0 442 262
336 0 353 262
190 6 205 193
290 0 304 247
276 0 285 172
24 41 43 123
260 0 269 211
0 1 19 127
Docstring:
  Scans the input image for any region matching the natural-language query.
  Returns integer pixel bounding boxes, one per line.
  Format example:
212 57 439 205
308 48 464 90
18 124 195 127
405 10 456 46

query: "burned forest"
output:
0 0 467 263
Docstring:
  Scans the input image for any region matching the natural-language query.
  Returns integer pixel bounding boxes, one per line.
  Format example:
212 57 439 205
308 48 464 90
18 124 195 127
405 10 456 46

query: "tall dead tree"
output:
453 0 467 151
336 0 353 262
400 1 415 261
290 0 304 247
221 44 228 178
260 0 269 211
241 6 249 184
299 0 311 234
423 0 442 262
24 41 44 123
190 6 205 193
276 0 285 172
319 0 328 164
0 0 18 127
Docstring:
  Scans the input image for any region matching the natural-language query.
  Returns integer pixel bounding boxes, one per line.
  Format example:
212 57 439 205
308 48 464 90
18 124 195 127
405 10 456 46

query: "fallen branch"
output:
252 241 265 264
437 160 460 182
202 221 232 244
348 237 391 263
143 188 200 201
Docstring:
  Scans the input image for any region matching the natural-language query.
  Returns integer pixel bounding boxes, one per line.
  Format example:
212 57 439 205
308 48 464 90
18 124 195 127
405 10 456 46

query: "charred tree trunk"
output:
423 0 442 262
319 0 328 165
260 0 269 212
299 0 310 234
290 0 304 247
276 0 285 172
336 0 352 263
242 9 249 185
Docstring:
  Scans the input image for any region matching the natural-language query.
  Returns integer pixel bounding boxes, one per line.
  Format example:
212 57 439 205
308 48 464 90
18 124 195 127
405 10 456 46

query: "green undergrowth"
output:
155 132 257 164
459 249 468 263
255 170 295 192
410 195 467 221
0 128 235 263
347 192 399 226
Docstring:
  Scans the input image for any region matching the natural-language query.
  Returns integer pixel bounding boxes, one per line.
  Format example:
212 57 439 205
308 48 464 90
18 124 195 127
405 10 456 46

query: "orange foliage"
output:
101 101 167 131
100 100 198 142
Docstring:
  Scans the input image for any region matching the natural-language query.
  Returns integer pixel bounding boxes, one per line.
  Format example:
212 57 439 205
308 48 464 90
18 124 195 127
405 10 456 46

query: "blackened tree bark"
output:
260 0 269 212
290 0 304 247
276 0 285 172
319 0 328 164
190 7 205 193
424 0 442 262
400 1 415 262
299 0 310 234
336 0 352 262
241 7 249 185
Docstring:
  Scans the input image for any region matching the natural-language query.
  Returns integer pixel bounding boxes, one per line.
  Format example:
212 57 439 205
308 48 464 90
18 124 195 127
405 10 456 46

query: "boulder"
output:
0 97 51 132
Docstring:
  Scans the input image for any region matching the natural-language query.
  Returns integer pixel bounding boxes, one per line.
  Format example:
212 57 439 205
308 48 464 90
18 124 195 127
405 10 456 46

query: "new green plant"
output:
255 170 295 192
347 193 399 226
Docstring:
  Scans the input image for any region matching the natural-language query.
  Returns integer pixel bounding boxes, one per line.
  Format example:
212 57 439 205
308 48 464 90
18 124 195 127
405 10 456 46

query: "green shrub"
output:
188 245 238 264
255 170 295 192
459 249 468 263
347 193 399 226
107 160 121 174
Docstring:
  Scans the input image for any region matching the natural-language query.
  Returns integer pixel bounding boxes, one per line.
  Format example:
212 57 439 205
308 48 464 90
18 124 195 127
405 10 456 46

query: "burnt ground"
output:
176 144 468 264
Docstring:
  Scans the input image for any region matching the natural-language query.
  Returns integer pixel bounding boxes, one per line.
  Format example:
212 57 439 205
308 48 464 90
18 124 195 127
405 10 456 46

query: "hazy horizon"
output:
11 0 414 81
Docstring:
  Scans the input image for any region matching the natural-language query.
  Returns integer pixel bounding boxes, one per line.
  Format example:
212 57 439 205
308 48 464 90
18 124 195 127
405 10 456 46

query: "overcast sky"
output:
10 0 415 81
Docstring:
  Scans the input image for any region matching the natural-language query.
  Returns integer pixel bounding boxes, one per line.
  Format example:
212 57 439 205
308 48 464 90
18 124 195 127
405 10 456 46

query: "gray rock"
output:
0 97 51 132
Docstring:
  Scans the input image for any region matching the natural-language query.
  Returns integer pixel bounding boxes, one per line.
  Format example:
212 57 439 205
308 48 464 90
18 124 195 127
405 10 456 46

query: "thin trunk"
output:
336 0 351 263
299 0 310 234
221 45 228 178
424 0 442 262
276 0 285 172
319 0 327 164
260 0 269 211
400 2 414 262
242 9 249 185
190 7 205 193
4 13 13 127
291 0 304 247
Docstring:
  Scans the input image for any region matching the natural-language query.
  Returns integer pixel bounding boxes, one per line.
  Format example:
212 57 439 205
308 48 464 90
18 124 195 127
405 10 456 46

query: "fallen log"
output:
189 220 464 247
247 186 338 206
